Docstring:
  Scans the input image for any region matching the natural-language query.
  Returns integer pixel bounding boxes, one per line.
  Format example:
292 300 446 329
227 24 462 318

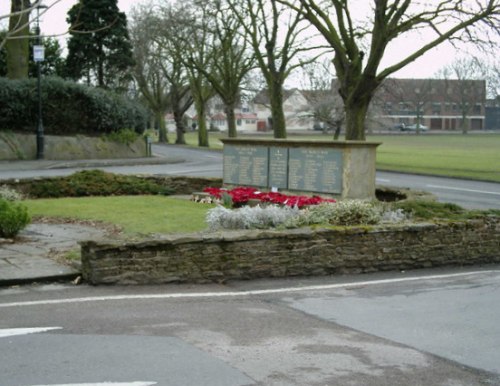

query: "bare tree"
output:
1 0 47 50
300 59 344 139
190 0 255 138
484 60 500 100
378 78 435 135
145 3 195 145
160 1 214 147
277 0 500 140
129 6 171 143
483 59 500 99
227 0 326 138
2 0 127 80
437 58 486 134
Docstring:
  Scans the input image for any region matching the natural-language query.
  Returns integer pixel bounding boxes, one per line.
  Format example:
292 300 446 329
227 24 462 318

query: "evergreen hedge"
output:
28 170 173 198
0 77 147 135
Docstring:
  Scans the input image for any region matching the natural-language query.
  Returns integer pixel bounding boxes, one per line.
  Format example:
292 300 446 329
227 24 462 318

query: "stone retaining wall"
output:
0 133 147 160
81 217 500 285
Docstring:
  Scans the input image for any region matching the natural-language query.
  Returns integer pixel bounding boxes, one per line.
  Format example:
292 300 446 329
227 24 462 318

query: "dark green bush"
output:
29 170 173 198
105 128 139 145
0 198 31 238
0 77 148 135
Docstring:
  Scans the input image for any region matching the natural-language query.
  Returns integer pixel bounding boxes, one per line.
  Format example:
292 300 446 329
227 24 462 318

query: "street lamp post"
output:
33 3 48 160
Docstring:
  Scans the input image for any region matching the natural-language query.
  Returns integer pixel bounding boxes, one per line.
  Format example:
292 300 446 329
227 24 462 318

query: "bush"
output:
28 170 173 198
105 128 139 145
0 185 23 201
392 200 464 220
205 200 409 230
0 198 31 238
206 205 300 230
0 77 148 135
292 201 382 227
326 200 382 225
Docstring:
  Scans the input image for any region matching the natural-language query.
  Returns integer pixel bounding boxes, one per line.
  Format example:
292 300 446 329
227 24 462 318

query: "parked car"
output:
401 124 429 131
389 123 405 131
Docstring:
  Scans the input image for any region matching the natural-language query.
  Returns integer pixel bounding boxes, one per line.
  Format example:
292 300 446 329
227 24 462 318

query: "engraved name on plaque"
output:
288 148 343 193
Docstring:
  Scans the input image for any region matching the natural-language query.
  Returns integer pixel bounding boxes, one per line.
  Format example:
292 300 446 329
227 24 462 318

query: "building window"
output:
237 119 242 126
432 103 441 115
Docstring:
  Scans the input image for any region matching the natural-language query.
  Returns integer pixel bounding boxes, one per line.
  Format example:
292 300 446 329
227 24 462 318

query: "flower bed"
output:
203 186 335 208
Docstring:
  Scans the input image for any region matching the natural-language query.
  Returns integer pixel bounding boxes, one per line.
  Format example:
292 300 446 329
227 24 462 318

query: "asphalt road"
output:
1 267 500 385
3 143 498 210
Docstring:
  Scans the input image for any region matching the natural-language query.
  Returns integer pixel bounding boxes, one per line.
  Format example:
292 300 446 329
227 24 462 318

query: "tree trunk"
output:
226 104 237 138
333 120 342 140
156 110 168 143
98 58 104 87
173 108 186 144
195 100 209 147
461 112 469 134
344 100 369 140
269 84 287 139
6 0 30 79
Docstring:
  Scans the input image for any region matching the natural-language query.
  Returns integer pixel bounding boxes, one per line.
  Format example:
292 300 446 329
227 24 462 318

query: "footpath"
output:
0 156 180 287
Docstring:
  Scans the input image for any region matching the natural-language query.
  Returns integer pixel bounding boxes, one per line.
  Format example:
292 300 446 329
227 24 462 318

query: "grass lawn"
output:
25 195 215 235
178 131 500 182
372 134 500 182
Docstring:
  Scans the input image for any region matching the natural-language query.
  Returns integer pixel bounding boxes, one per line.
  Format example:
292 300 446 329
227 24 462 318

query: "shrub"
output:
381 208 409 223
206 205 300 230
206 200 410 230
28 170 173 198
0 185 23 201
392 200 464 220
291 201 382 227
0 198 31 238
0 77 148 135
105 128 139 145
325 200 382 225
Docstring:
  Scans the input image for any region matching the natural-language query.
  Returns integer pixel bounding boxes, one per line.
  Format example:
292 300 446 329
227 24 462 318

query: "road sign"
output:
33 45 45 62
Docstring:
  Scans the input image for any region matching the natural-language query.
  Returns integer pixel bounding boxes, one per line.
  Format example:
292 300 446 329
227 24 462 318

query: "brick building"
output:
374 78 486 130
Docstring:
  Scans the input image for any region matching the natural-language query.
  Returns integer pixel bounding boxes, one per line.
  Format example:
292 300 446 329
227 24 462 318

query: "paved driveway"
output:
1 267 499 385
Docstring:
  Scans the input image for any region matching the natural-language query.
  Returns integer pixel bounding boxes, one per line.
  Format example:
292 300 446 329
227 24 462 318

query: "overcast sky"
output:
1 0 462 82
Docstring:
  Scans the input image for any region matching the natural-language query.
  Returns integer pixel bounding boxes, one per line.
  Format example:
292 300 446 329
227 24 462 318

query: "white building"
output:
253 88 315 131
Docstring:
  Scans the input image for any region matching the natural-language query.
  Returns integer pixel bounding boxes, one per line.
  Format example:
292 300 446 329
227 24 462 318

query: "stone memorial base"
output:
221 139 381 200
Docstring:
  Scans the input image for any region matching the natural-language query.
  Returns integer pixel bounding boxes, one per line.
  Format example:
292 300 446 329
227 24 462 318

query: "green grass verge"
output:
25 195 214 235
372 134 500 182
175 132 500 182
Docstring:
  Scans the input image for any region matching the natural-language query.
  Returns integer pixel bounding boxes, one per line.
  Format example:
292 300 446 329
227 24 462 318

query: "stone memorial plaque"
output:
221 138 380 199
268 147 289 189
288 148 343 193
223 145 269 186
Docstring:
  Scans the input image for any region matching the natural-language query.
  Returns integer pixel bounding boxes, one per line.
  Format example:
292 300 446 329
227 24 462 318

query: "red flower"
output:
203 186 336 208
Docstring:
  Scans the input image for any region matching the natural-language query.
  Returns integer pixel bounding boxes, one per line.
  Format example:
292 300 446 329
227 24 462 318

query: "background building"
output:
374 78 486 131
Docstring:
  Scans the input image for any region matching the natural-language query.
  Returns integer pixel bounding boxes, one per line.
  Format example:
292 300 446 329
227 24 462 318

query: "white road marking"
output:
376 178 391 183
0 327 62 338
30 383 157 386
426 184 500 196
0 270 498 309
162 167 221 174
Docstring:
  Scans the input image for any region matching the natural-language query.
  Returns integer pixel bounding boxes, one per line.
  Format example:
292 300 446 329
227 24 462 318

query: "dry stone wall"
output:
81 217 500 285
